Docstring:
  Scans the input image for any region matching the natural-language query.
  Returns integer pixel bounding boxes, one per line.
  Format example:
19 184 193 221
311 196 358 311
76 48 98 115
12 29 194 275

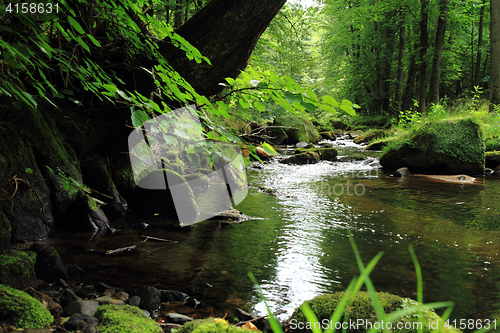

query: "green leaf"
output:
306 88 319 102
25 168 33 174
254 101 266 112
131 107 150 128
68 16 85 34
261 142 277 156
284 92 303 104
102 84 118 93
301 101 316 113
87 34 101 47
75 36 90 53
239 99 250 109
322 95 339 107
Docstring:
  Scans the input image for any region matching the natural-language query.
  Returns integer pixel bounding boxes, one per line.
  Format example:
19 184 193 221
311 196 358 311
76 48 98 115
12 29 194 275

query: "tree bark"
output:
428 0 449 104
490 0 500 111
162 0 287 97
395 23 406 110
474 0 486 87
418 0 428 113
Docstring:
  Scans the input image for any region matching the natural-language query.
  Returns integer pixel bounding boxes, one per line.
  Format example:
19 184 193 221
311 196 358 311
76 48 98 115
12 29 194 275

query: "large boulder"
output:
288 291 460 333
0 284 53 329
0 250 38 289
275 115 320 144
380 118 485 175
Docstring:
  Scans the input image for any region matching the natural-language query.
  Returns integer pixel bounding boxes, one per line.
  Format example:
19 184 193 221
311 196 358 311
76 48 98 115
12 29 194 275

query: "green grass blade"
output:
300 303 323 333
248 271 284 333
408 245 424 333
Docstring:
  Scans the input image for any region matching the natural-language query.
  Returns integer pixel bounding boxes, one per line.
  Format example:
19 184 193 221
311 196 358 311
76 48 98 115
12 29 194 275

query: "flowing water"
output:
51 137 500 327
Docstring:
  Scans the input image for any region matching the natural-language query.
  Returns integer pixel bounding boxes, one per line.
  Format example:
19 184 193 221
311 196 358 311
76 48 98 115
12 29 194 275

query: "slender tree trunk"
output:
174 0 184 27
395 23 406 110
474 0 486 87
402 50 418 112
418 0 429 113
428 0 449 104
491 0 500 111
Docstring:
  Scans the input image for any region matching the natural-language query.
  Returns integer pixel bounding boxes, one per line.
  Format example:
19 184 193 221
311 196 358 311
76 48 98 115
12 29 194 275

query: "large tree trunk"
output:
490 0 500 111
428 0 449 104
162 0 287 97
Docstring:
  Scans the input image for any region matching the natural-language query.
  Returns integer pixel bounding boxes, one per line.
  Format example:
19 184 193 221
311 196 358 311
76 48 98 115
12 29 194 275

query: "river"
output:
51 137 500 327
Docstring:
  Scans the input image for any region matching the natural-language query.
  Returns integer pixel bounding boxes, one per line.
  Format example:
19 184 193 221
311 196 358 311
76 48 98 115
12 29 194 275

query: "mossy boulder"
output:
288 291 460 333
263 127 289 145
365 136 400 151
380 118 485 174
0 284 53 329
281 151 320 165
94 304 163 333
294 148 339 162
353 130 387 144
275 115 320 144
320 131 335 140
0 250 37 289
112 155 136 198
176 318 262 333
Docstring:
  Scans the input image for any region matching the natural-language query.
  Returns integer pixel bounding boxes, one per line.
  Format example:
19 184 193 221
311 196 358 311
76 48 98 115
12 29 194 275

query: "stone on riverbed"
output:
280 151 320 165
380 117 485 175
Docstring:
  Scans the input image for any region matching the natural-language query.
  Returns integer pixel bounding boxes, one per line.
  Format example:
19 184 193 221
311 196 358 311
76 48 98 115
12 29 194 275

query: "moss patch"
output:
353 129 387 144
295 148 339 161
0 250 37 289
289 292 460 333
95 304 162 333
176 318 262 333
0 284 53 329
380 118 485 174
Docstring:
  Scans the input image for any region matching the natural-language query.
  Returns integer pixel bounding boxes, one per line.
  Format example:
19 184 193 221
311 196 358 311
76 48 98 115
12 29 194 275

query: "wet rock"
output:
318 142 334 148
262 127 288 145
61 288 81 307
129 295 141 307
113 291 129 302
29 244 68 285
103 288 115 297
75 288 100 300
131 286 161 314
65 299 99 317
95 296 124 305
23 287 63 318
161 323 182 333
184 297 200 308
319 131 335 140
160 290 189 302
280 151 320 165
163 313 194 324
60 191 111 233
0 250 39 289
394 167 410 178
295 141 309 148
63 313 98 332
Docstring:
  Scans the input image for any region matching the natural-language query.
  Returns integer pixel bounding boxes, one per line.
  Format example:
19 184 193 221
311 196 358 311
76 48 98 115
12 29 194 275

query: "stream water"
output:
51 137 500 328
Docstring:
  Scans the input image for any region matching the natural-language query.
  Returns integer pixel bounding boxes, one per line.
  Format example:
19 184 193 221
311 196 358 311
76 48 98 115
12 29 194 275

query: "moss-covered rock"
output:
113 155 136 198
288 292 460 333
294 148 339 162
0 250 37 289
0 212 11 251
275 115 320 144
380 118 485 174
353 129 387 144
0 284 53 329
263 127 289 145
95 304 163 333
320 131 335 140
365 136 400 151
281 151 320 165
176 318 262 333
